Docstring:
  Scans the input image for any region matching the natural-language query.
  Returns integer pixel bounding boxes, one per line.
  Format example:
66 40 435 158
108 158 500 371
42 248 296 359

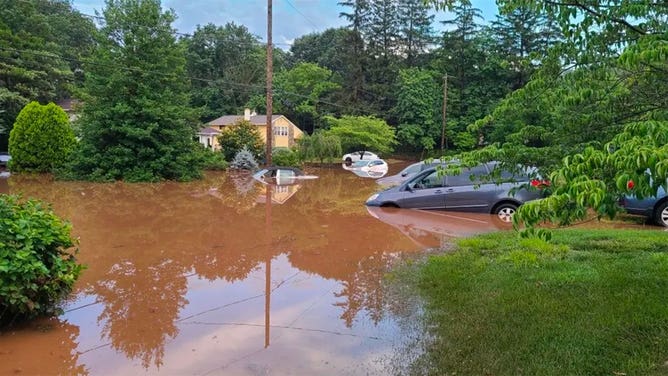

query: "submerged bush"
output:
0 195 83 327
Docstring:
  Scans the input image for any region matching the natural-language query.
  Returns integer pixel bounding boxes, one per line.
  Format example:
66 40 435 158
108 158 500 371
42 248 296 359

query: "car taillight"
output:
530 179 550 189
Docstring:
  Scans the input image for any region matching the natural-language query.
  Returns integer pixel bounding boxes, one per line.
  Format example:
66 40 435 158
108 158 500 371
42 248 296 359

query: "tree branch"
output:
544 0 647 35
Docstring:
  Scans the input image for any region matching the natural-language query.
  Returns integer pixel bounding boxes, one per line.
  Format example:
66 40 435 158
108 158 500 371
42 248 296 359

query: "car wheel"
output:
344 157 352 166
493 202 518 224
654 201 668 227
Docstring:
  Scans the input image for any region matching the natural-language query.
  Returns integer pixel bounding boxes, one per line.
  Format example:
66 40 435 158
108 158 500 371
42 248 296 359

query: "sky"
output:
71 0 499 48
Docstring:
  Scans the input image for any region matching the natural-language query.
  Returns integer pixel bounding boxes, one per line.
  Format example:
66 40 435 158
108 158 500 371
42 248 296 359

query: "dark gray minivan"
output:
365 162 544 223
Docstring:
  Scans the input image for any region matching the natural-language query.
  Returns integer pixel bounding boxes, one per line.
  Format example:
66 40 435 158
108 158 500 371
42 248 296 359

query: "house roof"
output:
207 115 282 127
197 126 221 135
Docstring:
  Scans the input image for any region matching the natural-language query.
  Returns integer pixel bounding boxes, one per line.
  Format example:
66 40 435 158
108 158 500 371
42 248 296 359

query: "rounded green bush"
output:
0 194 83 327
9 101 77 173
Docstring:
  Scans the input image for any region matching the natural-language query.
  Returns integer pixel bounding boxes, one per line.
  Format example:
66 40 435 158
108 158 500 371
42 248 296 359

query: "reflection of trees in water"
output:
6 172 271 369
5 169 421 368
334 252 398 328
289 168 380 216
95 259 188 369
0 317 87 375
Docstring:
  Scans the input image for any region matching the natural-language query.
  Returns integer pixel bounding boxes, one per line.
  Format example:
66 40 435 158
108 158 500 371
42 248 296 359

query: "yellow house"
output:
199 108 304 151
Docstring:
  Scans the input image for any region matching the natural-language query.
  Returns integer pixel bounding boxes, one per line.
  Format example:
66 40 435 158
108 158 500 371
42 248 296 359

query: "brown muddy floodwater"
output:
0 163 507 375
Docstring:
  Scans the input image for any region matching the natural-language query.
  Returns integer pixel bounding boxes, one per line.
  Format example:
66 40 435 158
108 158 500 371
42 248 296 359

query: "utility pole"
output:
441 74 448 152
265 0 273 166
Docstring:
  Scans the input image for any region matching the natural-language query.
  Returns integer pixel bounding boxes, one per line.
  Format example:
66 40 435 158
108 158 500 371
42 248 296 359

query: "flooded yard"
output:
0 163 505 375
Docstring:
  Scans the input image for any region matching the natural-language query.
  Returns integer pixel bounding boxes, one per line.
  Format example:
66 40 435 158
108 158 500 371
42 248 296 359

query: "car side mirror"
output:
401 172 408 177
405 185 413 192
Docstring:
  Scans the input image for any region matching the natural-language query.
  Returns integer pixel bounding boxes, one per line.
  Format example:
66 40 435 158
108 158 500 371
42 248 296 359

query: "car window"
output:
402 163 423 175
370 160 383 166
409 171 443 190
445 165 489 186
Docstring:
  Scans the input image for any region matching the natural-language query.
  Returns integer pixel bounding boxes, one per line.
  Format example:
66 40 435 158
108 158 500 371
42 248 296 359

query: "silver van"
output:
365 162 544 223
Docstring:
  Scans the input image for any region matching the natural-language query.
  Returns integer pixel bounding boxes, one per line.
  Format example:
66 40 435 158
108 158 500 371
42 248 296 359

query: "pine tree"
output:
67 0 201 182
230 146 259 170
492 6 561 89
398 0 434 66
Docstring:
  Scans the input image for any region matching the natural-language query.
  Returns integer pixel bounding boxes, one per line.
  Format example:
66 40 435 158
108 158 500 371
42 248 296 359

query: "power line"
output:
282 0 320 31
0 45 371 115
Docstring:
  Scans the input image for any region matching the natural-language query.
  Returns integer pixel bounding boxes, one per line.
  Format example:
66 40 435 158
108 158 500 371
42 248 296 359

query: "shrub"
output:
0 195 83 327
194 145 228 171
272 147 300 167
8 102 77 173
218 120 264 161
230 146 259 170
297 131 342 164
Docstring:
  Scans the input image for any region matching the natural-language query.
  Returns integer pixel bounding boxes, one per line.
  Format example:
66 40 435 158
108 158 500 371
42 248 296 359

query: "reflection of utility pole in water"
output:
265 184 272 348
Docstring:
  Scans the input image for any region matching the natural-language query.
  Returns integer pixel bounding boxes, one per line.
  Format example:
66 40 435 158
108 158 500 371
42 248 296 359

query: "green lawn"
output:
405 229 668 376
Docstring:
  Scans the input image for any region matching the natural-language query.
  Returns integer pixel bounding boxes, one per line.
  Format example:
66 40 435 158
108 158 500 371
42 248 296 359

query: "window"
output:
273 126 288 136
446 165 488 187
409 171 443 190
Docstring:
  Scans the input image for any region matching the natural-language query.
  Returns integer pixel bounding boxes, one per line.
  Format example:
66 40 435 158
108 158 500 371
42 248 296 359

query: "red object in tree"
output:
530 179 551 189
627 180 635 190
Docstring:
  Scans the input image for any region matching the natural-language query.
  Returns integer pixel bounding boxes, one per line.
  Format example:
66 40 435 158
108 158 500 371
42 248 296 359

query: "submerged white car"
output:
342 151 379 164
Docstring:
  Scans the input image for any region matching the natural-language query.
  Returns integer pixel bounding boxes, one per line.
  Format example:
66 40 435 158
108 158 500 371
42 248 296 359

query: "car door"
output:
397 170 446 209
444 164 496 212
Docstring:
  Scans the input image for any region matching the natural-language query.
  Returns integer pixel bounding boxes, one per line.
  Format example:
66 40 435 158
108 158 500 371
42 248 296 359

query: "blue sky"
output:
72 0 499 47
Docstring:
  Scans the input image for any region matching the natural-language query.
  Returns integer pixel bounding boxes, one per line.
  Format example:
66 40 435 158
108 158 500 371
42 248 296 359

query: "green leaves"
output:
65 0 202 182
9 102 76 173
324 115 397 155
0 194 82 327
217 120 264 162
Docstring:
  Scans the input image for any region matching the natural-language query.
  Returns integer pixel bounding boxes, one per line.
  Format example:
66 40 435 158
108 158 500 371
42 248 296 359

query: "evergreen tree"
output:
398 0 434 66
492 6 561 89
337 1 371 105
67 0 202 182
230 146 259 170
368 0 400 59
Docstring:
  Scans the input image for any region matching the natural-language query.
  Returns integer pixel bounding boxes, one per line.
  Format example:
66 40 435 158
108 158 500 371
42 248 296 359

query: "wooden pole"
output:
265 0 273 166
441 74 448 152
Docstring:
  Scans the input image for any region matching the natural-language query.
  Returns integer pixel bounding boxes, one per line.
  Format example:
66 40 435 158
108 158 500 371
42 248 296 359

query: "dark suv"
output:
365 162 544 223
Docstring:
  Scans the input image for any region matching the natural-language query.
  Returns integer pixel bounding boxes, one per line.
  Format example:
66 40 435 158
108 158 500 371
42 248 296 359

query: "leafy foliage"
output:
394 67 439 152
195 146 228 171
273 62 341 134
229 146 259 170
0 195 83 327
0 0 96 150
65 0 202 182
271 148 301 167
217 120 264 162
324 115 397 155
9 102 76 172
297 131 342 164
515 121 668 231
183 23 267 121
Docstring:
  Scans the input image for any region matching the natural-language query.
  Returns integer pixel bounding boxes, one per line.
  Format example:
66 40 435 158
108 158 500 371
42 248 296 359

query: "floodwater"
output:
0 164 507 375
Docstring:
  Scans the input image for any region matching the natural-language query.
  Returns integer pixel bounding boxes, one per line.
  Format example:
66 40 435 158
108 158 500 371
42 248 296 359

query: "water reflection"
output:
366 206 510 248
0 167 436 374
